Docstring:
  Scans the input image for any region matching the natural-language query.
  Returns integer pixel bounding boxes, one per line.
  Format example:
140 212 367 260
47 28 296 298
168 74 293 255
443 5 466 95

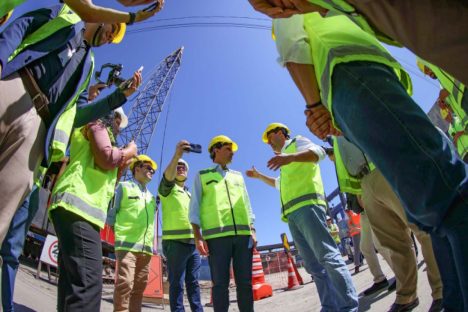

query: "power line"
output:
127 22 270 34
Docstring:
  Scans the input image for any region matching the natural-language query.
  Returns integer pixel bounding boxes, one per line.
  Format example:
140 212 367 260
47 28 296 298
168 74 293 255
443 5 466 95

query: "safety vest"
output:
114 181 156 255
160 184 194 240
199 167 251 240
307 0 400 46
328 223 341 244
50 126 118 228
0 0 26 18
303 13 412 125
419 58 467 127
346 210 361 237
449 116 468 159
279 136 327 222
332 137 376 195
7 4 94 165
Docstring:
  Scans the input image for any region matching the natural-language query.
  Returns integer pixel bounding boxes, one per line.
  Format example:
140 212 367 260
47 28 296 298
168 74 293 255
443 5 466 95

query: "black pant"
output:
51 208 102 312
207 235 253 312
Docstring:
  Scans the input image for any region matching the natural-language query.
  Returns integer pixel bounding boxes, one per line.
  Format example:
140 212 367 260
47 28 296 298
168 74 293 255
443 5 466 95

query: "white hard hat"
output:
114 107 128 129
178 159 189 171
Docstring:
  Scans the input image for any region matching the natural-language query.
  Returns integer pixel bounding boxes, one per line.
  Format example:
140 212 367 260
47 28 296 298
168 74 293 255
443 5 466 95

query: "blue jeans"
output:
288 206 358 312
206 235 253 312
332 61 468 310
1 185 40 312
162 240 203 312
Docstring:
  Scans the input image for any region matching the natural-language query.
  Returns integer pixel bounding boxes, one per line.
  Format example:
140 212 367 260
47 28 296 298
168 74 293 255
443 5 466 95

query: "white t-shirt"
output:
273 14 313 67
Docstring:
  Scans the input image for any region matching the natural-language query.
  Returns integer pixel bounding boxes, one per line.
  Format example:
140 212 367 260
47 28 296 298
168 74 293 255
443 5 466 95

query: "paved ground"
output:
14 252 436 312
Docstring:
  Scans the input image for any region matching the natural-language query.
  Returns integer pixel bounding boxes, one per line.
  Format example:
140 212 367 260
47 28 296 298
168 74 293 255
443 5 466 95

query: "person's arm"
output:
75 70 142 127
0 6 60 78
106 183 123 226
86 121 137 170
242 178 257 247
248 0 300 18
188 173 209 255
245 166 276 187
163 140 190 182
64 0 163 24
157 175 175 197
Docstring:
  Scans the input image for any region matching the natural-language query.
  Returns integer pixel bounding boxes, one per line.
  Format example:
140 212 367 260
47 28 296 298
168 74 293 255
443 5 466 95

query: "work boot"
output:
388 298 419 312
428 299 443 312
388 279 397 291
363 279 389 296
354 266 360 274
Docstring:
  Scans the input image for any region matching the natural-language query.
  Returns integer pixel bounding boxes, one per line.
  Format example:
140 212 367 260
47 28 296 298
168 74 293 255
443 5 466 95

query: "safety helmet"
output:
178 159 189 171
130 154 157 171
111 23 126 44
262 122 290 143
114 107 128 129
208 135 238 153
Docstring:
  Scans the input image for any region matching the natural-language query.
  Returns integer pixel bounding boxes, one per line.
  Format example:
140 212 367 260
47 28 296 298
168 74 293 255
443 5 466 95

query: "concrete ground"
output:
13 252 436 312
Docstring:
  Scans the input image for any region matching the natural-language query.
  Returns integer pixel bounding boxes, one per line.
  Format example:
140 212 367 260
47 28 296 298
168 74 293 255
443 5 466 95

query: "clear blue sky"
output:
7 1 441 245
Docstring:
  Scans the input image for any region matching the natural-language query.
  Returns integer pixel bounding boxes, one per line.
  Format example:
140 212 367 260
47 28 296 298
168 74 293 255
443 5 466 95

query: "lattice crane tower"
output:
118 47 184 178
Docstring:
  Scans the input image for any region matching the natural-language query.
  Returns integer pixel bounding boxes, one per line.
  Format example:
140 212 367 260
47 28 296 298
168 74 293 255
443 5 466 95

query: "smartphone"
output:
185 143 202 154
143 1 160 12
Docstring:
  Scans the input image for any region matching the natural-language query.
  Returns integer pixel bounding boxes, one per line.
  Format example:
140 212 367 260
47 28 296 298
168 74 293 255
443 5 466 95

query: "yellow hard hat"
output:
440 107 449 120
130 154 157 171
208 135 238 153
262 122 290 143
0 10 13 26
112 23 126 44
416 60 425 74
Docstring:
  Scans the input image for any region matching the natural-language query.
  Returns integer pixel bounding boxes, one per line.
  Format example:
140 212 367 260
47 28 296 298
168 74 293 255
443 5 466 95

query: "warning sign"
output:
40 234 59 267
143 255 163 299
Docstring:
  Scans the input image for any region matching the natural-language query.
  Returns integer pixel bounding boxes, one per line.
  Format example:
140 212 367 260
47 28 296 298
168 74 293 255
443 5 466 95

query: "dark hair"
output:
209 142 229 161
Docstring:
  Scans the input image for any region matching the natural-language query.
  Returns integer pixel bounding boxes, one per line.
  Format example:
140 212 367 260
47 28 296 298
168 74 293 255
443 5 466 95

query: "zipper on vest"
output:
142 192 149 252
224 179 237 234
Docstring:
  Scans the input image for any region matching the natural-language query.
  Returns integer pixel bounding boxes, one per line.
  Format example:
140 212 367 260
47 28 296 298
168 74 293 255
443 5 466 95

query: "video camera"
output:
94 63 127 87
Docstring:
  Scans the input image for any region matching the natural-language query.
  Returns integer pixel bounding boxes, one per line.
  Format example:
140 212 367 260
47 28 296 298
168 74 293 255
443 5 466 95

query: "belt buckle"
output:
31 93 48 113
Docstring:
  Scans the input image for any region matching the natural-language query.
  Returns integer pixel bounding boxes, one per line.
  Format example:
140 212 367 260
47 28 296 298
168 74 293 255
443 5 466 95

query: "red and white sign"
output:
40 234 59 267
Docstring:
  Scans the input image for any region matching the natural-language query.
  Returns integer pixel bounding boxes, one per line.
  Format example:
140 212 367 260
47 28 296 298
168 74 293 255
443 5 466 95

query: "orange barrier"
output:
252 248 273 300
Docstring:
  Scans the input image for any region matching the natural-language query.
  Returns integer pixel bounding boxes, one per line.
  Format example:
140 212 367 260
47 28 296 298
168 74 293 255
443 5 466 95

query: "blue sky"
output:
7 1 441 245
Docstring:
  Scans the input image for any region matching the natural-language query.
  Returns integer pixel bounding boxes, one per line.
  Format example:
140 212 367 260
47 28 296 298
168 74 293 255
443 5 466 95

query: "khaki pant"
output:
114 250 152 312
348 0 468 85
360 212 386 283
0 73 45 246
361 169 443 304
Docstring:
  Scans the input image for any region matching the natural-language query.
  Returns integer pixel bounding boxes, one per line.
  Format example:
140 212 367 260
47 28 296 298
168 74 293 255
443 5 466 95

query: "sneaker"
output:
388 298 419 312
428 299 443 312
363 279 389 296
388 279 397 291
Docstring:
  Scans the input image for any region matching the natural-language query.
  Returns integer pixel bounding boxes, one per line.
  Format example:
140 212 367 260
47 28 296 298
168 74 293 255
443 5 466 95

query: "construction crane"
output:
118 47 184 181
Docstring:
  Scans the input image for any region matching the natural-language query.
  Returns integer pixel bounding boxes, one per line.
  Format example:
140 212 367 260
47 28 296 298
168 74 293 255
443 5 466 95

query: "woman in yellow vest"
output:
49 108 136 311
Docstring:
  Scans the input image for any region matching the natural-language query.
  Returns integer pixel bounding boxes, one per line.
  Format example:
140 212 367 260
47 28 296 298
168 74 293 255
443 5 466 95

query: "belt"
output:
18 67 51 125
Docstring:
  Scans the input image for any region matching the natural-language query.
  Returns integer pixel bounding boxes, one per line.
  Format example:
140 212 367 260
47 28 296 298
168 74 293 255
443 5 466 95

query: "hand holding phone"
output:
184 143 202 154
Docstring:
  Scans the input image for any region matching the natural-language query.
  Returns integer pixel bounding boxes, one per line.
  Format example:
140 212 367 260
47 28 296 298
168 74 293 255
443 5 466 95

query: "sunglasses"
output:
139 164 155 174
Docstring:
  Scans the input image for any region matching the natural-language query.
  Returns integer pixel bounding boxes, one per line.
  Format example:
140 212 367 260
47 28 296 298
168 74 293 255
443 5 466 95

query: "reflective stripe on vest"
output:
49 127 117 228
160 183 194 240
8 5 81 62
52 192 107 222
114 241 153 254
279 136 326 222
199 167 251 240
114 181 156 255
302 13 411 125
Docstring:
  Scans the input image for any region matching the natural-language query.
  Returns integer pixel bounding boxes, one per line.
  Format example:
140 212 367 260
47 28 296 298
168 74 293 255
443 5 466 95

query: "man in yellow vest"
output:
159 140 203 312
50 108 136 311
331 136 445 311
246 123 358 311
107 154 157 312
249 0 468 85
189 135 256 312
264 12 468 310
0 4 141 248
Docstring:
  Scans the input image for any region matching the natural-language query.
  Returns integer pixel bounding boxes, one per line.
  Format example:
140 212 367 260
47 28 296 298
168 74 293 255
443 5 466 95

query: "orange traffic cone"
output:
286 255 303 290
251 248 273 300
291 257 304 285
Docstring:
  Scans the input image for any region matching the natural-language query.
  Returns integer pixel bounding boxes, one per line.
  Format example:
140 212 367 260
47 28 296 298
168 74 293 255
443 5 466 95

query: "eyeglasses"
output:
176 165 187 171
139 164 155 174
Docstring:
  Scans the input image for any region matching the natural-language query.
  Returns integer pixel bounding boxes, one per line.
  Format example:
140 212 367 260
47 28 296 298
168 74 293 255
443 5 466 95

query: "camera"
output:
322 146 334 156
